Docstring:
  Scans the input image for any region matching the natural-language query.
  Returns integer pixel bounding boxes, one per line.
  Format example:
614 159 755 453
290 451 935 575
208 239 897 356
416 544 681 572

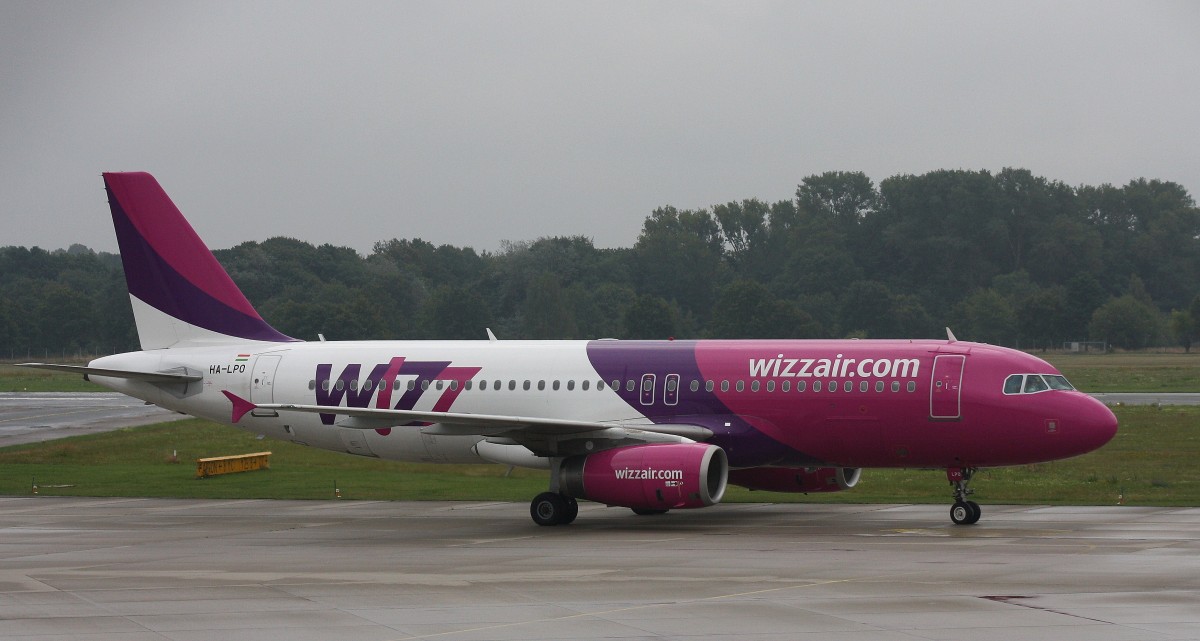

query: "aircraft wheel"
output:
950 501 975 525
531 492 570 526
965 500 982 524
562 496 579 525
631 508 669 516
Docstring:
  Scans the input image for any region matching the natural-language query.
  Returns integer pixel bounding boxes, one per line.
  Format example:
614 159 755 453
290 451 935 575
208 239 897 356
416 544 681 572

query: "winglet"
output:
222 390 257 423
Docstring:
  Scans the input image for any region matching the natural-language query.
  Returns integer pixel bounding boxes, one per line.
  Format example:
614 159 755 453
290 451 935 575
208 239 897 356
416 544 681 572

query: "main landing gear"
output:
947 467 981 525
530 492 578 526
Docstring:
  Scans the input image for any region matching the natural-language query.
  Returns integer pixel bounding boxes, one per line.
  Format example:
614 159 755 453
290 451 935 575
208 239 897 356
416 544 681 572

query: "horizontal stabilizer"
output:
16 363 202 384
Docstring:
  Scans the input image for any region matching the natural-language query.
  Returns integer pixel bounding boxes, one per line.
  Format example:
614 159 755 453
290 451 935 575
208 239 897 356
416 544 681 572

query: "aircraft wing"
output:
16 363 203 384
222 392 712 441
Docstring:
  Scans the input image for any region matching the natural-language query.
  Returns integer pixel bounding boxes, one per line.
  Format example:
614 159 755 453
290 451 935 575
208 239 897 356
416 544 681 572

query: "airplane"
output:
21 172 1119 527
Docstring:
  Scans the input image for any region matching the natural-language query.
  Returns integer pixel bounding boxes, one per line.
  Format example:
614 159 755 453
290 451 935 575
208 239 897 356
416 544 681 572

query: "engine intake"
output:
560 443 728 510
728 466 862 493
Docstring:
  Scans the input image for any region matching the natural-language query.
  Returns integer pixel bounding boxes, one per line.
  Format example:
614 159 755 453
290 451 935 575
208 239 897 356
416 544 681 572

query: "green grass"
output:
2 406 1196 506
1044 352 1200 392
0 364 103 392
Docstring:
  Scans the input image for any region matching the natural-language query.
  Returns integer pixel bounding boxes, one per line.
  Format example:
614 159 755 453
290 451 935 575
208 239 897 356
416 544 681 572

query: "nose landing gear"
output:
948 467 981 525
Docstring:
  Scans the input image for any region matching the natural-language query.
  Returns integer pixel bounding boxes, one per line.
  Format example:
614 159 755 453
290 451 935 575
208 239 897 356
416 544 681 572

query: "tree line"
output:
3 168 1199 356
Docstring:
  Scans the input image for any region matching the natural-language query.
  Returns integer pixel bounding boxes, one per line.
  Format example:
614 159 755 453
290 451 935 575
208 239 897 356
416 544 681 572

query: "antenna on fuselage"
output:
946 327 957 343
486 328 498 341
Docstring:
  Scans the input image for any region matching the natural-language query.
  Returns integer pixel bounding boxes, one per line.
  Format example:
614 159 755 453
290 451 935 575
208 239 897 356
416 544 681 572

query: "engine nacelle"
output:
560 443 728 510
728 466 862 493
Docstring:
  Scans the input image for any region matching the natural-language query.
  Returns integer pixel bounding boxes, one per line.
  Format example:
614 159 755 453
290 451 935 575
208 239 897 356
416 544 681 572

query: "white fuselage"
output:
90 340 643 463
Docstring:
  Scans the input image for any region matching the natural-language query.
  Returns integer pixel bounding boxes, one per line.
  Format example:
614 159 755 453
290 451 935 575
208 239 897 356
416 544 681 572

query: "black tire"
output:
950 501 974 525
531 492 567 526
965 500 982 524
631 508 669 516
562 496 579 524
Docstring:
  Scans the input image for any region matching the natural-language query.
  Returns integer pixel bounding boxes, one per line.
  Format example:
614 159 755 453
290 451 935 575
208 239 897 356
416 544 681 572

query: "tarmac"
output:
0 393 184 448
2 392 1199 640
1 497 1198 641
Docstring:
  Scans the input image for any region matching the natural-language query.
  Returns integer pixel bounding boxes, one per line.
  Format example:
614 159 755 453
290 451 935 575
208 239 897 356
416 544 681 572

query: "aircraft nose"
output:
1077 395 1119 453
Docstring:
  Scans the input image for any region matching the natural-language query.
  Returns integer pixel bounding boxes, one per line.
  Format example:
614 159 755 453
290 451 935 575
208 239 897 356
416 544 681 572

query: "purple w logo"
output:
314 357 480 425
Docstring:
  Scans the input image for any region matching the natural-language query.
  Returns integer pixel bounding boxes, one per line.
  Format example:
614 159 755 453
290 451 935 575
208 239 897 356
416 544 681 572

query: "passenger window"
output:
450 380 458 391
553 380 560 391
721 380 730 392
568 380 575 391
522 380 530 391
1004 374 1024 395
642 378 653 392
507 380 516 391
1024 375 1049 393
408 380 417 391
421 380 430 391
611 379 620 390
690 380 700 392
845 381 854 392
350 379 359 391
907 381 916 392
393 380 401 391
494 380 502 390
321 380 330 391
626 380 636 392
465 380 473 390
875 381 884 392
538 380 545 391
435 380 443 390
335 380 344 391
828 381 835 393
706 380 715 392
766 380 775 392
735 380 745 392
797 380 806 392
582 380 590 391
782 380 790 392
891 381 899 392
364 380 373 391
597 380 605 390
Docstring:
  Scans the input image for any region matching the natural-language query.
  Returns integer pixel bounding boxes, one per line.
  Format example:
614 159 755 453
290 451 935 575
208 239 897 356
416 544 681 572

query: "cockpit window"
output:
1023 376 1049 393
1004 373 1075 395
1044 375 1074 391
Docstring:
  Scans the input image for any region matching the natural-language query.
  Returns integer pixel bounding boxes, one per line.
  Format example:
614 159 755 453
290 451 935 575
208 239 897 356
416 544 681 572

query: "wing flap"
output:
248 399 713 440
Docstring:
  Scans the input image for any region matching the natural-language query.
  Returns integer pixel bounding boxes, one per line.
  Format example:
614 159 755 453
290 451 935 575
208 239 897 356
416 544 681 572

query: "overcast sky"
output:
2 1 1197 255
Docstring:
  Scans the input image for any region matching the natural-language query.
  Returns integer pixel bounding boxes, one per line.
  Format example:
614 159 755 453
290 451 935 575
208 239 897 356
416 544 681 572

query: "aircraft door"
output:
639 373 656 406
664 373 680 406
250 354 281 417
930 355 964 420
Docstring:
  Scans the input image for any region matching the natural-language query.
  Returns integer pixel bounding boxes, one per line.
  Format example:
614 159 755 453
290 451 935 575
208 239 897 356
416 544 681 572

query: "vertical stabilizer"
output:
103 172 297 349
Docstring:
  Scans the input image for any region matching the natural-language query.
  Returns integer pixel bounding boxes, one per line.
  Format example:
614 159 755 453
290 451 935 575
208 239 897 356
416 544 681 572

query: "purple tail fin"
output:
103 172 297 349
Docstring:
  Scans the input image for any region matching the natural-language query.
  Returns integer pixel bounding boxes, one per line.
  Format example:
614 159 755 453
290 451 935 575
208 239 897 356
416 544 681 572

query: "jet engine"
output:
559 443 728 510
727 466 862 493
